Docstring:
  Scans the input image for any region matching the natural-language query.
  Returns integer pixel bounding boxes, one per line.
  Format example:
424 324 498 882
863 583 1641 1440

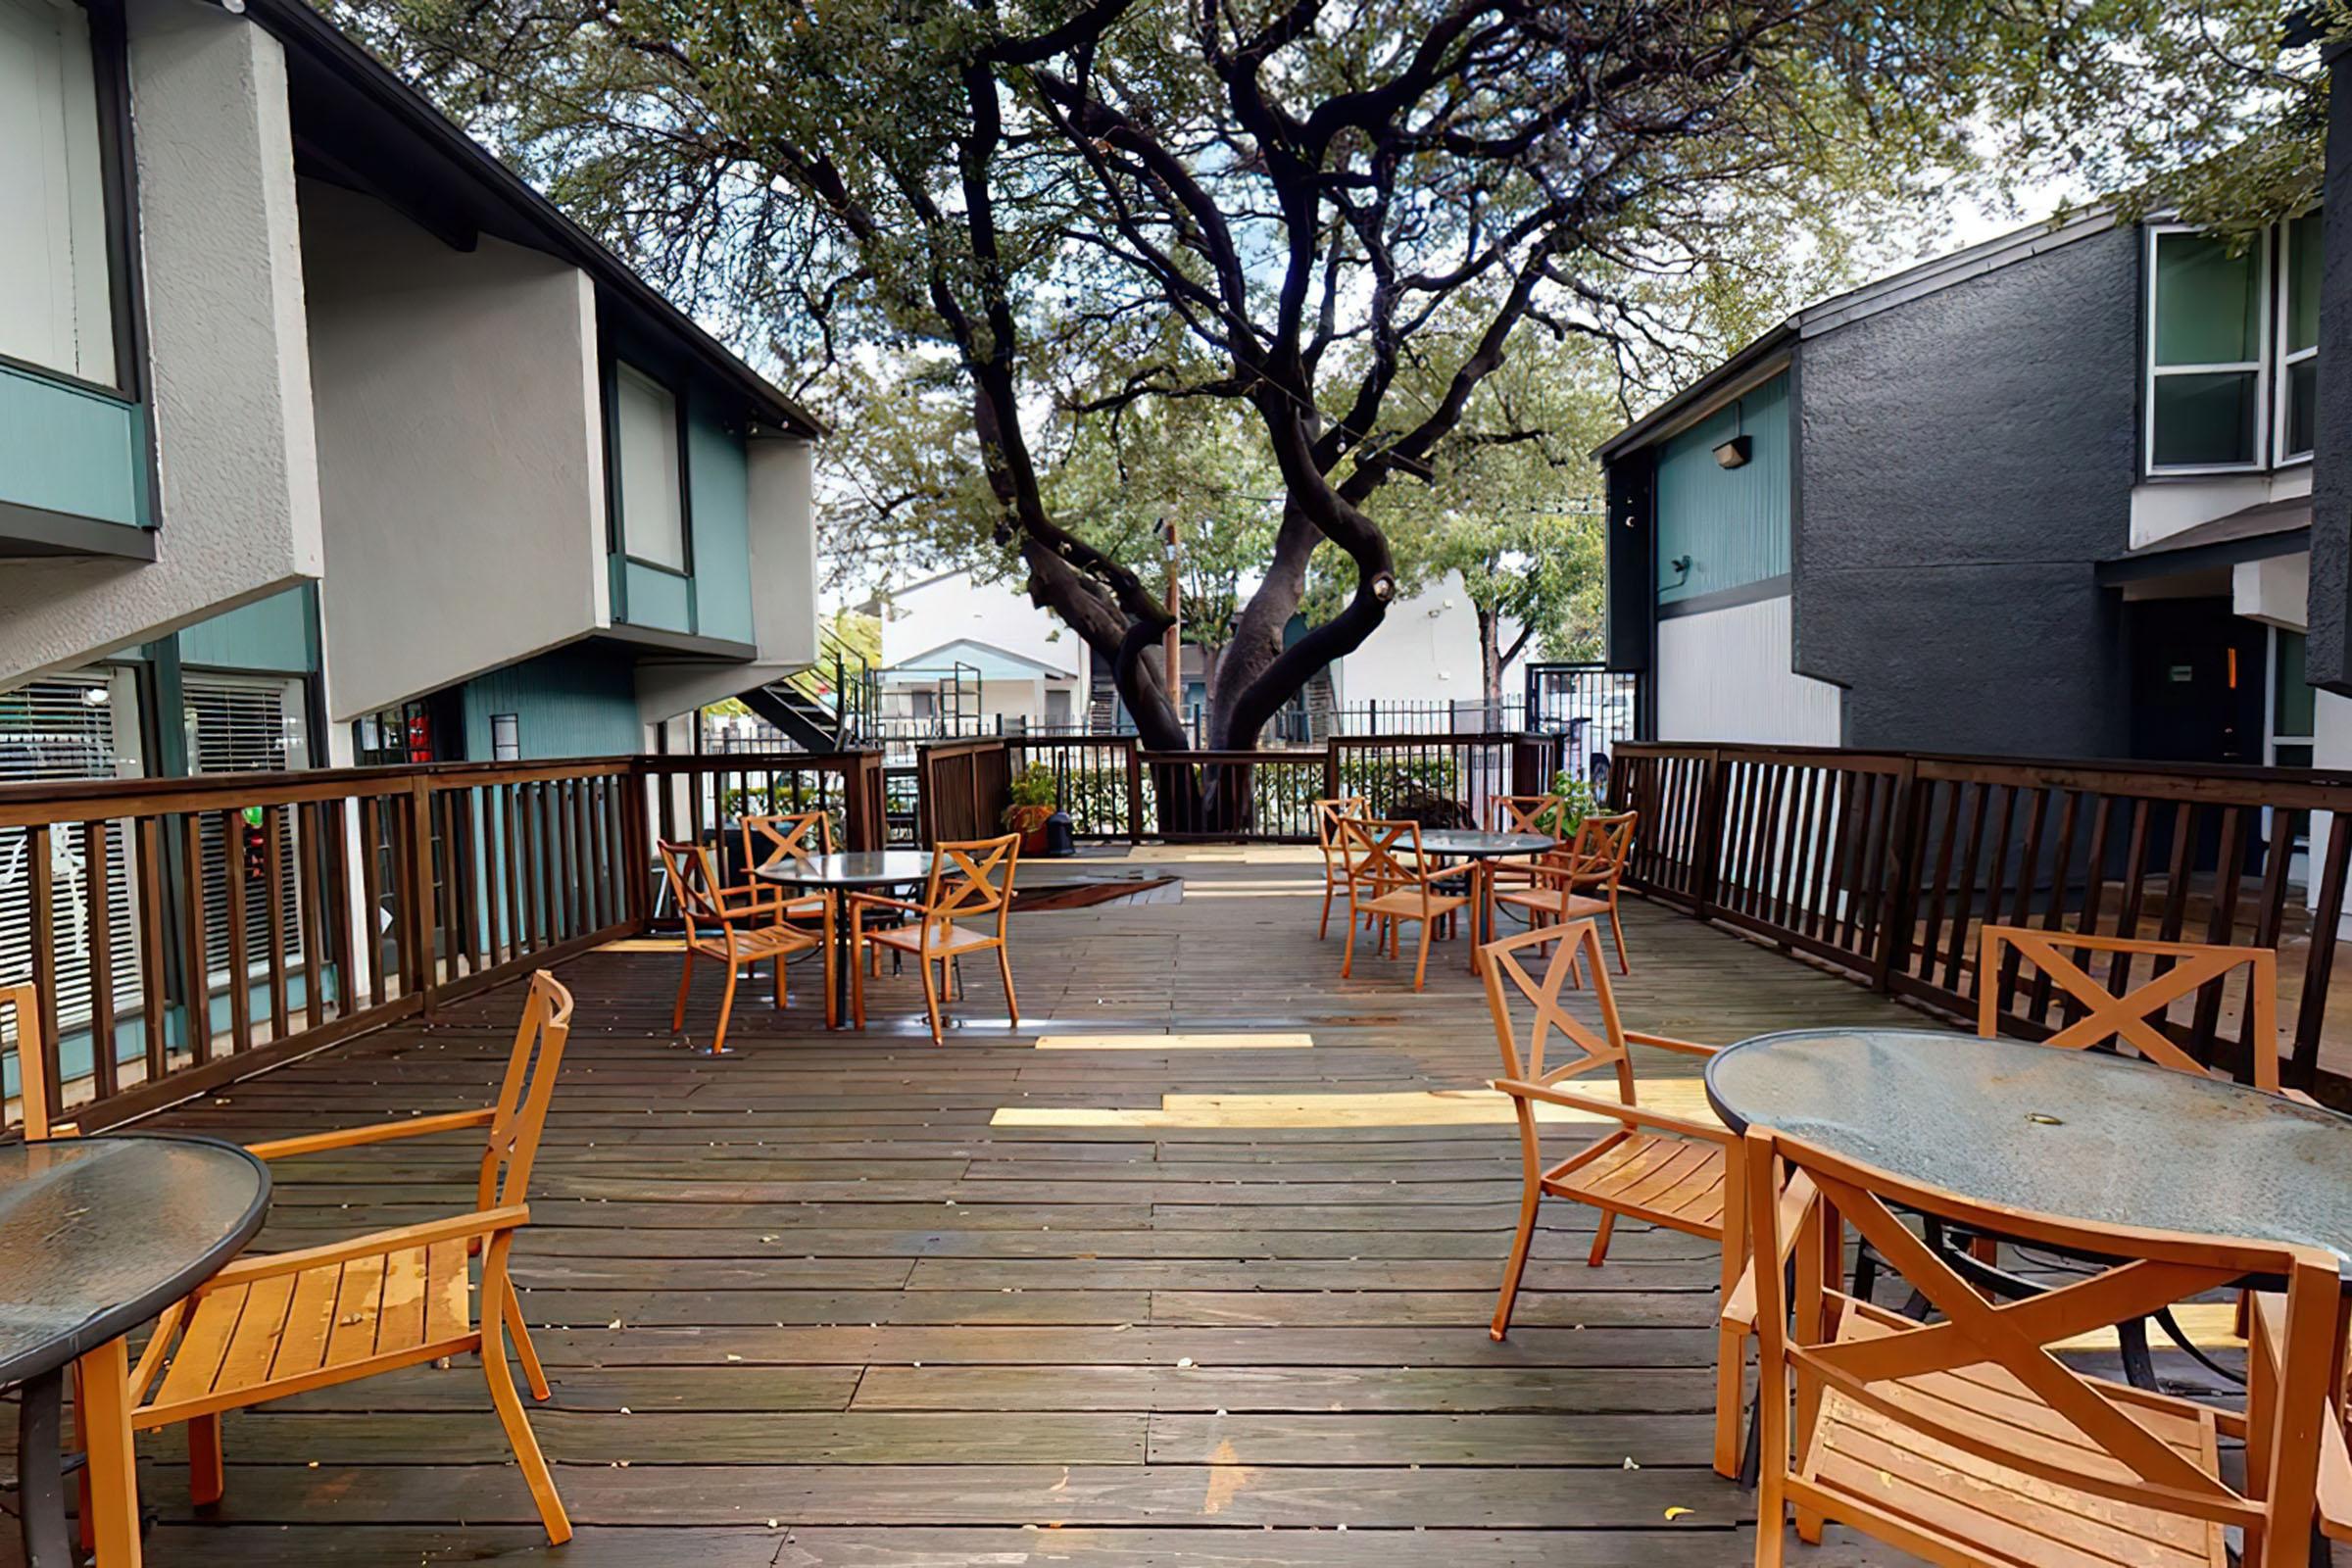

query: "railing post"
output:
1871 758 1924 993
402 775 437 1013
1123 740 1144 844
621 762 654 929
1322 737 1340 802
1690 748 1726 920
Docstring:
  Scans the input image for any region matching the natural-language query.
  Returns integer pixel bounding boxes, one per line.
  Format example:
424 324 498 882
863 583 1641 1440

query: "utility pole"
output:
1162 514 1183 736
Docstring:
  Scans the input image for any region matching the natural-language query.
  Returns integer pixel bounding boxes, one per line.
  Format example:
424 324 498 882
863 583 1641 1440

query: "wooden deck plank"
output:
105 854 1961 1565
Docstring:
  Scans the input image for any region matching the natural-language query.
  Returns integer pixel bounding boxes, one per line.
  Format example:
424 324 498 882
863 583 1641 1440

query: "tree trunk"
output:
1477 600 1503 723
1206 503 1320 748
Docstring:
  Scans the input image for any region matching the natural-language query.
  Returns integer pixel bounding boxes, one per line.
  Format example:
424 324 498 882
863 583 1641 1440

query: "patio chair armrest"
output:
1623 1031 1718 1057
202 1205 530 1291
1490 1078 1730 1144
1722 1172 1820 1333
127 1298 187 1403
1424 861 1479 884
246 1107 496 1160
849 893 923 918
712 884 786 919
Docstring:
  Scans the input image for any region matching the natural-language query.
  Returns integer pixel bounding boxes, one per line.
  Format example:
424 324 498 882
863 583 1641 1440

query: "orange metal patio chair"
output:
1977 923 2282 1090
1337 816 1475 990
127 972 580 1544
1494 809 1639 977
742 809 835 922
850 833 1019 1044
1744 1124 2336 1568
660 837 831 1048
1480 920 1758 1478
1311 796 1370 939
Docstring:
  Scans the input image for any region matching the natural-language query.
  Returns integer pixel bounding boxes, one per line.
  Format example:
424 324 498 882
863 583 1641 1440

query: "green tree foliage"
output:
335 0 2318 752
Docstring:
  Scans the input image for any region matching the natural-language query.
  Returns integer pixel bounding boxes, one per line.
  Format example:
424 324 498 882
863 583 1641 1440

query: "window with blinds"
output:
184 677 309 985
0 671 143 1059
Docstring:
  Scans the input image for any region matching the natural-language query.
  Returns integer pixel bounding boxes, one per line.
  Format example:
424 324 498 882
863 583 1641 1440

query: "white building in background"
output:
865 566 1529 733
1330 570 1534 721
870 569 1088 731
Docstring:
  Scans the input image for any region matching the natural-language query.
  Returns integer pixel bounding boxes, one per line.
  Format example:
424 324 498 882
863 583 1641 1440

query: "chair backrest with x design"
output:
1489 794 1563 837
1312 797 1368 858
477 971 574 1212
1337 817 1444 910
742 811 832 877
921 834 1020 936
1743 1125 2334 1567
1480 921 1636 1100
1977 925 2279 1091
657 839 732 942
1548 809 1638 880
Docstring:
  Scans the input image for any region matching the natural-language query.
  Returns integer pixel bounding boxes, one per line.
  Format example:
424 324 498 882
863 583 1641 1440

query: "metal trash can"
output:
1042 811 1076 858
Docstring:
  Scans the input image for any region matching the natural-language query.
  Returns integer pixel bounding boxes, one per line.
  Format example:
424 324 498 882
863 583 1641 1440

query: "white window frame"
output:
2275 212 2320 468
2144 222 2271 477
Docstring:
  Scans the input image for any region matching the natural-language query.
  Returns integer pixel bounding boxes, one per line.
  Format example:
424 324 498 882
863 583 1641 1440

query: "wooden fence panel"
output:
1610 742 2352 1089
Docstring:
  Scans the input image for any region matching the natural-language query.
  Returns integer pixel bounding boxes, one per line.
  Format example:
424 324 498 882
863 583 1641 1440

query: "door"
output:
2127 598 2268 766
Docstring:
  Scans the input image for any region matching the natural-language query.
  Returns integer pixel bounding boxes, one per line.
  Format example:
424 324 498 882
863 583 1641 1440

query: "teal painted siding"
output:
687 390 755 645
619 560 695 633
1654 372 1790 604
0 361 148 529
175 586 317 673
459 643 643 760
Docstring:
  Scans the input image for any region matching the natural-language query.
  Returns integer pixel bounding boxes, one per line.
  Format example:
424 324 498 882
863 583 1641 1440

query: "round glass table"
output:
2 1134 270 1565
1702 1027 2352 1268
755 851 939 1027
1415 830 1556 964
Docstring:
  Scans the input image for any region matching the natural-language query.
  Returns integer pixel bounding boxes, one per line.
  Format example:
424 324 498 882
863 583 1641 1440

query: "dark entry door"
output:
2127 598 2267 766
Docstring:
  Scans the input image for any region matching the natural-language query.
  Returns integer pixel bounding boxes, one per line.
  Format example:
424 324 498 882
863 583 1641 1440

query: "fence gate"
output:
1521 663 1646 792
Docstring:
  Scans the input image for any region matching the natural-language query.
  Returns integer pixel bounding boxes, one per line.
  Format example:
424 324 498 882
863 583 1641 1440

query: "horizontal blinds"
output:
0 673 142 1053
184 677 306 981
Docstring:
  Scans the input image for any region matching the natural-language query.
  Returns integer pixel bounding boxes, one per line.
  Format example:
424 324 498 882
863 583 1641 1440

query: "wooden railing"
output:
1008 737 1145 842
915 738 1013 845
1611 742 2352 1088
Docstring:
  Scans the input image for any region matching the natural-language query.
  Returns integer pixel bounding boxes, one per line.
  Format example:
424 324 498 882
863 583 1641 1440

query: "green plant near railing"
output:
1003 762 1059 832
1537 774 1598 838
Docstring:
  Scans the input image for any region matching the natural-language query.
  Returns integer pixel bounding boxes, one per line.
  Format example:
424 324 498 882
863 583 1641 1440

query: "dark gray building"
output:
1600 209 2320 771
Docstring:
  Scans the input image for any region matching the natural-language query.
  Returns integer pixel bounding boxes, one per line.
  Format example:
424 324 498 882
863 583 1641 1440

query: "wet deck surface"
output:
20 850 1970 1564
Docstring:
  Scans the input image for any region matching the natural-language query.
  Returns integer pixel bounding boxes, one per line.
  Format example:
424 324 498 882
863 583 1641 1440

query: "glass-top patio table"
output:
1412 829 1555 963
755 851 937 1028
1703 1027 2352 1270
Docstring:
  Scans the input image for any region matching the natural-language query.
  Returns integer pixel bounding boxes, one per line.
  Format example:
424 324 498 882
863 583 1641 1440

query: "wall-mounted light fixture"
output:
1712 434 1752 469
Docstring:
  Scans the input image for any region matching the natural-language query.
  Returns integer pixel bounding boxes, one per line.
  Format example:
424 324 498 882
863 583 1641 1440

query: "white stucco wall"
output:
1656 593 1843 745
0 0 320 690
1333 570 1528 713
879 570 1083 680
298 179 607 721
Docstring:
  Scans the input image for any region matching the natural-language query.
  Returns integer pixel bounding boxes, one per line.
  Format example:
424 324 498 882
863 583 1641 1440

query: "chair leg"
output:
484 1322 572 1544
1586 1210 1617 1267
712 964 740 1054
504 1278 551 1400
1412 917 1433 992
189 1410 225 1506
1342 907 1357 979
1319 880 1334 940
670 950 694 1031
774 950 788 1007
1491 1185 1541 1341
919 956 944 1045
998 947 1018 1025
1712 1325 1744 1481
852 936 868 1029
1608 898 1630 975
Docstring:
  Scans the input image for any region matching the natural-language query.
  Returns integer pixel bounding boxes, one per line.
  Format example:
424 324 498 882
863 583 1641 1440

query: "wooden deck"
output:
39 850 1965 1564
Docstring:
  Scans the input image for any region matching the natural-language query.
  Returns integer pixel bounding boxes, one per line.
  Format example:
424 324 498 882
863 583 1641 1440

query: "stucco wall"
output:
1656 594 1842 745
0 0 320 690
1791 226 2137 757
298 178 607 721
1335 570 1529 711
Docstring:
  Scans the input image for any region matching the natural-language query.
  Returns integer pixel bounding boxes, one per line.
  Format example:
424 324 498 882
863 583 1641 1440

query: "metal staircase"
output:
739 623 878 752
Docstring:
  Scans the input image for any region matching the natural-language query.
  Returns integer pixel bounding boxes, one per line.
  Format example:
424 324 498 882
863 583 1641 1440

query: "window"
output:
490 712 520 761
612 362 687 571
0 0 118 386
2146 227 2268 472
2278 213 2321 464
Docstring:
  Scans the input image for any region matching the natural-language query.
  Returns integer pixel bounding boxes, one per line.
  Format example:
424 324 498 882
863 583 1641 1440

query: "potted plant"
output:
1003 763 1058 853
1537 773 1598 840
